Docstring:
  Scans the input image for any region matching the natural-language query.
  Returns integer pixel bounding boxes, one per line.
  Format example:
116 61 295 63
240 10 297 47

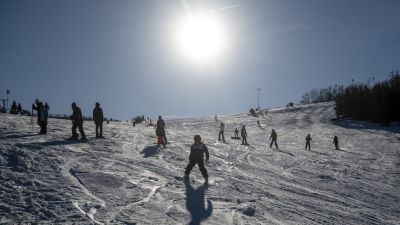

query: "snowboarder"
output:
269 129 278 149
32 99 47 134
38 103 48 134
218 122 226 143
241 125 248 145
156 115 167 147
92 102 104 138
305 134 312 150
184 135 209 185
333 136 339 150
234 128 239 139
69 102 86 141
257 120 260 127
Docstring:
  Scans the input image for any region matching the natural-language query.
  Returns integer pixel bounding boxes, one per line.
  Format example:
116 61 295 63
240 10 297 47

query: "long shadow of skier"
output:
184 179 213 225
141 145 160 158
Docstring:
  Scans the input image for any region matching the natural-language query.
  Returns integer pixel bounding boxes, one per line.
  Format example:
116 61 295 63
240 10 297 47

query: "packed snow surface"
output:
1 102 399 224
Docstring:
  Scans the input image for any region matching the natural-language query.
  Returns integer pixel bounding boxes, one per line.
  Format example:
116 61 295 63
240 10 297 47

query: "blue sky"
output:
1 0 399 119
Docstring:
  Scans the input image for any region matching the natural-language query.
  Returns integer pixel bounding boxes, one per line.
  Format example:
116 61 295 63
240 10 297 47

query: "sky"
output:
0 0 399 120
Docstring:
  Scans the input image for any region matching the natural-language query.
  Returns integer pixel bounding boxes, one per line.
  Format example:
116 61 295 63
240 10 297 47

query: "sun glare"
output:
173 14 228 64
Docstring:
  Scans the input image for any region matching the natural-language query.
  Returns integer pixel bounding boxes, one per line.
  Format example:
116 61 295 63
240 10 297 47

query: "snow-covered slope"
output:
1 102 399 225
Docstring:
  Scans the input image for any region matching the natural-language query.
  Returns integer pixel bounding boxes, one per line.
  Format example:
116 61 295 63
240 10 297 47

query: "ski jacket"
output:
333 136 338 144
270 131 277 140
189 143 209 162
157 119 165 130
220 123 225 132
241 127 247 137
305 136 312 141
71 106 84 125
32 102 44 119
93 107 104 124
39 106 48 122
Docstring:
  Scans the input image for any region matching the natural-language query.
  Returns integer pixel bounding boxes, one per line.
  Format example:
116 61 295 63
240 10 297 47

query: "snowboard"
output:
231 137 241 140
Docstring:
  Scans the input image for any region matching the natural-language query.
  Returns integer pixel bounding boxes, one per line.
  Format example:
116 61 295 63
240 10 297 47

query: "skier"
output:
333 136 339 150
32 99 47 134
184 135 209 185
241 125 248 145
234 128 239 139
218 122 226 143
38 103 48 134
156 115 167 147
214 115 218 122
305 134 312 150
69 102 86 141
44 102 50 111
269 129 278 149
257 120 260 127
92 102 104 138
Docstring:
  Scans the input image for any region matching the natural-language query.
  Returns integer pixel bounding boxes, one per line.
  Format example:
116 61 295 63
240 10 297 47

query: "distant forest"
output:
301 71 400 123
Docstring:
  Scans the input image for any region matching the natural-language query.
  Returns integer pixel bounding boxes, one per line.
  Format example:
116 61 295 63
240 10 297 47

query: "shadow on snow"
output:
141 145 160 158
184 179 213 225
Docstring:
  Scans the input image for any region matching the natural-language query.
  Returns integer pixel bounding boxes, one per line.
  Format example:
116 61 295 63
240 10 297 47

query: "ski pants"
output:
242 136 248 145
72 123 86 139
270 139 278 149
334 143 339 150
218 131 225 142
95 122 103 137
39 121 47 134
185 160 208 178
305 141 311 150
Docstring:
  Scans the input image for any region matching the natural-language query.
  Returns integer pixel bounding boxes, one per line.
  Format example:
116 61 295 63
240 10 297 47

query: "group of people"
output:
9 101 24 114
216 121 340 151
31 99 104 140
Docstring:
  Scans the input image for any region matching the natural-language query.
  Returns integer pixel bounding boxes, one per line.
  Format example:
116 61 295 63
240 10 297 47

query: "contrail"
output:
206 4 239 14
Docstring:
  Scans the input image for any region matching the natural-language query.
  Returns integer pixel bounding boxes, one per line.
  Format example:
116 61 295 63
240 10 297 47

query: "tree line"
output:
300 70 400 124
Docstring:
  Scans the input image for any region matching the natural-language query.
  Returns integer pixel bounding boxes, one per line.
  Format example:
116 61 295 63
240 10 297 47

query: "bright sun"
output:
173 14 228 64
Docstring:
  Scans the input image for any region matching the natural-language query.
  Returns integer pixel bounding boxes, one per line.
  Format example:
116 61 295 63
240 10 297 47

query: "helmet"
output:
35 99 39 104
71 102 76 107
194 135 201 142
95 102 100 107
158 115 162 119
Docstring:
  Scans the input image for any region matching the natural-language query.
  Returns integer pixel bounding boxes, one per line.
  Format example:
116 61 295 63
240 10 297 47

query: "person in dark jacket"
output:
333 136 339 150
156 115 167 145
32 99 47 134
38 104 48 134
10 101 17 114
241 125 248 145
92 102 104 138
234 128 239 139
70 102 86 140
305 134 312 150
17 103 22 114
269 129 278 149
184 135 210 184
218 122 226 143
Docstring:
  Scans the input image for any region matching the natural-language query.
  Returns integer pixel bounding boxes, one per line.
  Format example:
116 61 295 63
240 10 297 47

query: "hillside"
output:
1 102 399 225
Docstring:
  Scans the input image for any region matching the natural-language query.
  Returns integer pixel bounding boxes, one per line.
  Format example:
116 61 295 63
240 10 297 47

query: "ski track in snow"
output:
1 102 400 224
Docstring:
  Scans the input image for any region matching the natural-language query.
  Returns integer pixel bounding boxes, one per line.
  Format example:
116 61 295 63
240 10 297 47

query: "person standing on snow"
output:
218 122 226 143
305 134 312 150
17 103 22 114
333 136 339 150
184 135 210 185
269 129 278 149
93 102 104 138
241 125 248 145
38 103 48 134
32 99 47 134
234 128 239 139
156 115 167 147
69 102 86 141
